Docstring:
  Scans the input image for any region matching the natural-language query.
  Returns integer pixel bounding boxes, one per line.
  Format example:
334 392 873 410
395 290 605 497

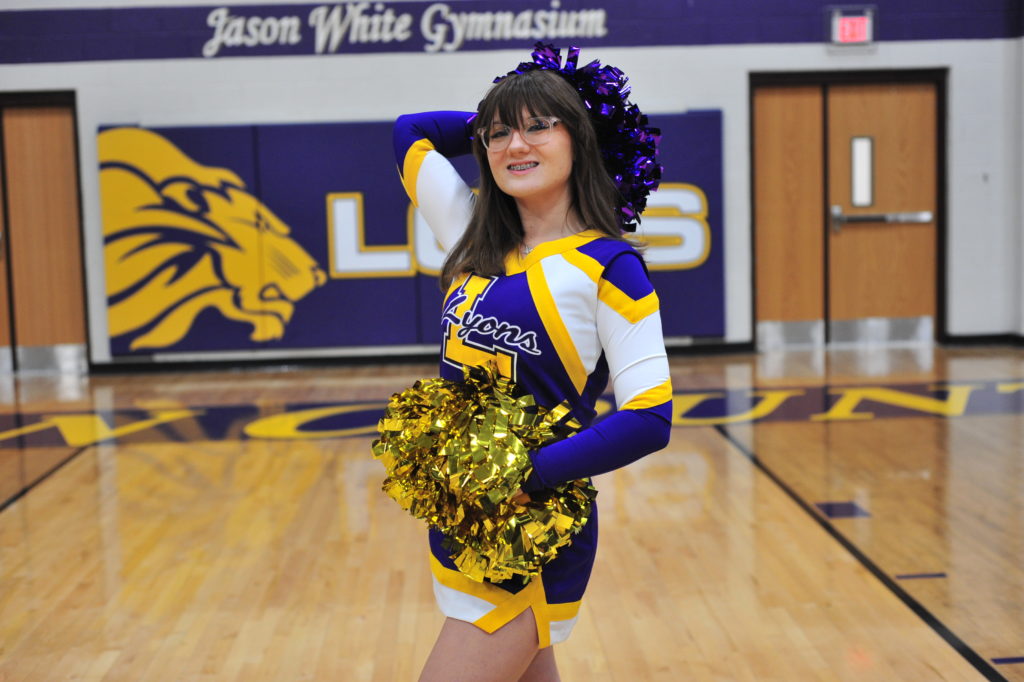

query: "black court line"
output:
713 424 1008 682
0 446 89 515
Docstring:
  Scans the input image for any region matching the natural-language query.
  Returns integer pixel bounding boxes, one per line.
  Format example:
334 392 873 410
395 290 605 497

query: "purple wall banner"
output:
98 111 724 359
1 1 1020 65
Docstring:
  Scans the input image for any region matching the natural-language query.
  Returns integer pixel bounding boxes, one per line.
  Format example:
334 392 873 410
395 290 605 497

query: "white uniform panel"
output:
539 254 601 376
597 300 669 407
416 150 473 252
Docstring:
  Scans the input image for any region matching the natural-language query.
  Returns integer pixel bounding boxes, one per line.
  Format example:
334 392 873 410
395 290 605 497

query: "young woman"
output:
392 50 672 682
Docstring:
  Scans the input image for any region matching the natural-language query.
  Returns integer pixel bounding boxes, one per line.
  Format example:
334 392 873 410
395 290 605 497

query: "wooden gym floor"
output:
0 345 1022 681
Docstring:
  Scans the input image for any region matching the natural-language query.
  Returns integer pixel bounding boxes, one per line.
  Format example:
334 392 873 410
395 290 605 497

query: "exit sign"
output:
830 7 875 45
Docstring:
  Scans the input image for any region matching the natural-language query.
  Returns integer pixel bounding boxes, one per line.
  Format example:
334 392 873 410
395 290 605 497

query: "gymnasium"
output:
0 1 1021 679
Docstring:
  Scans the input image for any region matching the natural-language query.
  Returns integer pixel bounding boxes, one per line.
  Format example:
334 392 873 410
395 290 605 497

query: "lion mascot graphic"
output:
99 128 326 351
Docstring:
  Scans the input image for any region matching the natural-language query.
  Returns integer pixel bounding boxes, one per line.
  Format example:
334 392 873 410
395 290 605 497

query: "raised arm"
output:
524 251 673 489
393 111 477 252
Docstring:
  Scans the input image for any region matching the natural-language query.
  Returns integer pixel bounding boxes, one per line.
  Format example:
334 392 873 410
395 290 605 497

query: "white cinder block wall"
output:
0 0 1020 353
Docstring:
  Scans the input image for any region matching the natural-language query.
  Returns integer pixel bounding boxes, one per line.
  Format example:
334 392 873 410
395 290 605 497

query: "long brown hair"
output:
440 69 625 289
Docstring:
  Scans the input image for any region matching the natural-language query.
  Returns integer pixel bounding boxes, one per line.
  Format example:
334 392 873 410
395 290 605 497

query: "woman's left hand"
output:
510 488 531 505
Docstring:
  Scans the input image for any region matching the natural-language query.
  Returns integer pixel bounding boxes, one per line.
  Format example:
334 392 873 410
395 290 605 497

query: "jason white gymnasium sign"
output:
202 2 609 57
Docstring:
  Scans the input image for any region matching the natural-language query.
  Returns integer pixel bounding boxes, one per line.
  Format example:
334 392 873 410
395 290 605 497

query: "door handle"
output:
830 205 933 233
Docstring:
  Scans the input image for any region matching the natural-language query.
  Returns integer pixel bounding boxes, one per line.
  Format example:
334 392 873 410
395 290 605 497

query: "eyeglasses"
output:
477 116 562 151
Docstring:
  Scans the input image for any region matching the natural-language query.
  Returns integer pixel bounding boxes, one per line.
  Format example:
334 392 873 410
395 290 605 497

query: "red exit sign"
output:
830 7 875 45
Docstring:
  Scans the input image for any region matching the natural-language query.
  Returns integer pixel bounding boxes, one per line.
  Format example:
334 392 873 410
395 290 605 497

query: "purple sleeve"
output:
522 401 672 491
393 110 475 174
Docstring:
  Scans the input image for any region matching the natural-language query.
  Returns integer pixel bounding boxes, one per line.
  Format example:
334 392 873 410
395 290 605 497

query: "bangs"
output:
482 71 573 127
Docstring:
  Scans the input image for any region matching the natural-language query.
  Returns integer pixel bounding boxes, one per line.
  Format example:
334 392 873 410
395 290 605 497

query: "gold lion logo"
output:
99 128 326 351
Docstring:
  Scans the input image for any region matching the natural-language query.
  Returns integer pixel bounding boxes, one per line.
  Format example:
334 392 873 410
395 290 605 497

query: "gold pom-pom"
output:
372 364 597 582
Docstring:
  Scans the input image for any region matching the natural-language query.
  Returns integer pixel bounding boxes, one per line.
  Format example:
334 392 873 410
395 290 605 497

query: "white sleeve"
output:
594 252 671 410
411 150 475 253
598 299 671 409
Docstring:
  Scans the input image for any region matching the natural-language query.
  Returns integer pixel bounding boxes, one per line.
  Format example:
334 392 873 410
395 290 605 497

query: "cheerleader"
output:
391 45 672 682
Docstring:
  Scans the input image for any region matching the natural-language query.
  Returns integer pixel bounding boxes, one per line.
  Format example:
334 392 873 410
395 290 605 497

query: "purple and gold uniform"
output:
394 111 672 647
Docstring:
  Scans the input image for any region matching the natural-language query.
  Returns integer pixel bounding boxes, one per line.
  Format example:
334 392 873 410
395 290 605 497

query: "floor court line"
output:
0 445 87 515
713 423 1008 682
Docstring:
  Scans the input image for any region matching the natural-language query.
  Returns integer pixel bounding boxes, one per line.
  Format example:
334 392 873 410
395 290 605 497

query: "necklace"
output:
521 243 534 255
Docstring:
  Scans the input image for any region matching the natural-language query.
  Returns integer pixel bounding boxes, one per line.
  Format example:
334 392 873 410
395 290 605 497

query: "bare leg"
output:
418 608 539 682
518 646 560 682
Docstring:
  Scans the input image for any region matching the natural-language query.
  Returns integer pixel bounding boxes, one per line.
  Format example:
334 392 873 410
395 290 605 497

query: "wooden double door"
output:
0 95 87 372
753 75 942 347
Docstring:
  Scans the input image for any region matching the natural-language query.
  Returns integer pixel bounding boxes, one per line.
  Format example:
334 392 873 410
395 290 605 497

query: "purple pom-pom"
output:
492 42 662 231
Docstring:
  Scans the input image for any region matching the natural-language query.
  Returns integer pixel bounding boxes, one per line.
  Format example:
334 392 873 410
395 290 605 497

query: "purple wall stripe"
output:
0 0 1021 65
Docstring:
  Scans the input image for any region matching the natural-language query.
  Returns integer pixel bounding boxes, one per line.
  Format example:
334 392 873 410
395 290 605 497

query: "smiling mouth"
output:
508 162 538 171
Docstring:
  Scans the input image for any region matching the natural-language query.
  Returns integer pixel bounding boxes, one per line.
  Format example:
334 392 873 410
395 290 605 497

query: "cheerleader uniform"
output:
394 111 673 648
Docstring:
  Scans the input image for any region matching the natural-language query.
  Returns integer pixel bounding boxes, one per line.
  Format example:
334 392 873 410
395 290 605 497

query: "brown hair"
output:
440 69 626 289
